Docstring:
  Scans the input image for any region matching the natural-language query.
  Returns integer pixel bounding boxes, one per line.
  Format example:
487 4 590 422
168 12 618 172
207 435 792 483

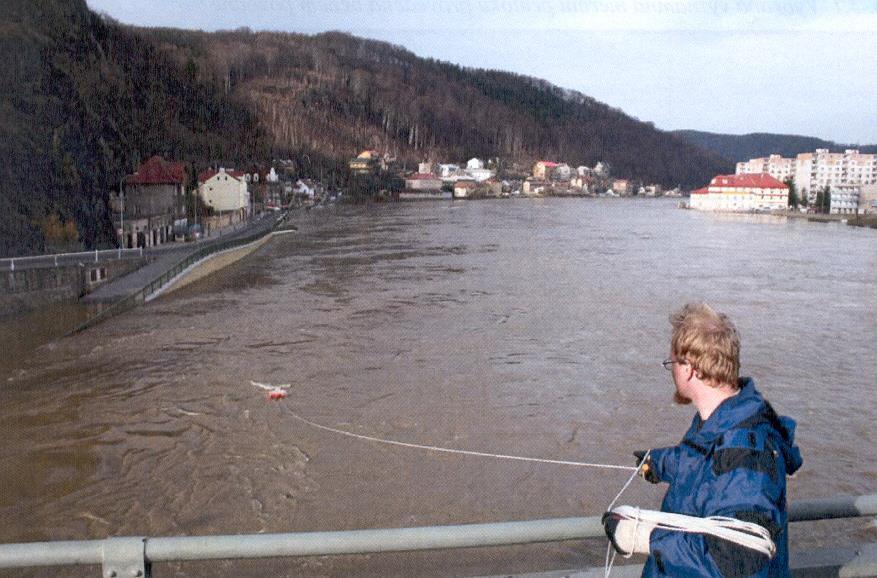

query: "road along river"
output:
1 198 875 576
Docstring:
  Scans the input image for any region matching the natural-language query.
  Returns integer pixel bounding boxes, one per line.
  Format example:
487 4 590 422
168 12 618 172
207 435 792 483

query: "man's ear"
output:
687 364 699 381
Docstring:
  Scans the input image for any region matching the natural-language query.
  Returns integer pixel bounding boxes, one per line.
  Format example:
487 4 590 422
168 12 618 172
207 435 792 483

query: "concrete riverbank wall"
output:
0 258 147 316
155 230 290 298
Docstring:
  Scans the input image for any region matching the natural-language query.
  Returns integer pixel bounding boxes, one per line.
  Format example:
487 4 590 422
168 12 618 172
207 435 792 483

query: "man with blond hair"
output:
603 303 803 577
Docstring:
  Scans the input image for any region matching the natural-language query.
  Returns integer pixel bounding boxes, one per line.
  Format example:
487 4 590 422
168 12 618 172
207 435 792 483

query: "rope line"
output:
284 408 774 578
604 450 650 577
287 409 637 471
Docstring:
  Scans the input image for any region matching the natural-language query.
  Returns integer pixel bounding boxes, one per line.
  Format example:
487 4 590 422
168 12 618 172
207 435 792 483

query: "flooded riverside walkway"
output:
1 199 875 576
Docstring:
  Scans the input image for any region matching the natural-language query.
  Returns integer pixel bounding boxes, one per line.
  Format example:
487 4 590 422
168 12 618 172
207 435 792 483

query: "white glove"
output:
603 509 657 556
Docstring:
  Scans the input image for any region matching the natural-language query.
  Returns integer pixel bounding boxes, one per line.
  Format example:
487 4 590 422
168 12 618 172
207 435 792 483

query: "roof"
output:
455 181 476 188
536 161 560 167
198 168 246 183
126 156 186 185
691 187 709 195
406 173 441 180
708 173 788 189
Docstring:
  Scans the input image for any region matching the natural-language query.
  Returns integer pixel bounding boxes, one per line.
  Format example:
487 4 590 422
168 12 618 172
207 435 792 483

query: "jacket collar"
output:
686 377 763 444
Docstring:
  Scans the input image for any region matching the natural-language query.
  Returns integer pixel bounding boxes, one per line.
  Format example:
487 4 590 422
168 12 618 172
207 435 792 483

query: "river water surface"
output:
1 199 875 576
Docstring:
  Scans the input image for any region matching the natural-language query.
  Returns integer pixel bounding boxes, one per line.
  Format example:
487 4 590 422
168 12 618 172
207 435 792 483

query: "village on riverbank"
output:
4 142 877 319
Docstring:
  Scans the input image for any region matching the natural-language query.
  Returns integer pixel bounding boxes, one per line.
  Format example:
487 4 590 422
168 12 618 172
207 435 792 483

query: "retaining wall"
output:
0 259 147 316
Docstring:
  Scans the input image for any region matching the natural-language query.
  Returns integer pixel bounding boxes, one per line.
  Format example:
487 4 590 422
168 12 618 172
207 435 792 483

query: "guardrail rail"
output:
1 248 145 272
0 494 874 577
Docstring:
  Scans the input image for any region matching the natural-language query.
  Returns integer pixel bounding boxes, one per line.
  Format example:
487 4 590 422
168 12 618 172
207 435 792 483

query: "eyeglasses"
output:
662 358 688 370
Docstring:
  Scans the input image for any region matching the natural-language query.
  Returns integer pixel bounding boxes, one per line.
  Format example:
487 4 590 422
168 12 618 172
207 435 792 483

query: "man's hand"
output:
633 450 661 484
602 509 655 556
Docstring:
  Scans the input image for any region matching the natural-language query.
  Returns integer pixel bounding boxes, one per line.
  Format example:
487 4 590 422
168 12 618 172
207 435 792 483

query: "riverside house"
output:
690 173 789 212
349 150 384 174
198 168 251 223
532 161 559 180
453 180 476 199
404 173 443 191
113 155 187 249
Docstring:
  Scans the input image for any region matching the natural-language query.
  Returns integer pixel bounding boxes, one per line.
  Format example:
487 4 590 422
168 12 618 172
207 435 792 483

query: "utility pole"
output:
119 175 125 250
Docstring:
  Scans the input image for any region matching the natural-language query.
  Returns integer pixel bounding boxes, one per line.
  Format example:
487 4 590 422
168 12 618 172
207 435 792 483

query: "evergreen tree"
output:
784 177 798 208
821 186 832 213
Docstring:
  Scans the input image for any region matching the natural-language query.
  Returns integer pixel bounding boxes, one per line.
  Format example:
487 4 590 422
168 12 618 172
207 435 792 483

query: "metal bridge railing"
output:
0 248 145 272
0 494 874 577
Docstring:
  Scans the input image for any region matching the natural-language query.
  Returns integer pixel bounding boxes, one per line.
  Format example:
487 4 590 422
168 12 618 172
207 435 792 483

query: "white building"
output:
737 149 877 205
689 173 789 212
794 149 877 200
553 163 572 180
198 168 250 217
293 180 315 199
466 167 494 182
466 158 484 170
829 185 860 214
736 154 794 183
438 164 460 178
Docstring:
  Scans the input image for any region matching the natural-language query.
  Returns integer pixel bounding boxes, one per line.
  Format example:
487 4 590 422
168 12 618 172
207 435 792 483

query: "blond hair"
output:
670 303 740 388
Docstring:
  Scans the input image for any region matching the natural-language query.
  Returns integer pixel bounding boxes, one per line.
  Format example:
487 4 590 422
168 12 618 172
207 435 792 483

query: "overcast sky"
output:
86 0 877 144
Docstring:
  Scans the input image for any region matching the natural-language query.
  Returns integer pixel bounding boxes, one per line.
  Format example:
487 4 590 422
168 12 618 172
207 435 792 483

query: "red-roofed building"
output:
689 173 789 212
114 156 187 248
404 173 443 191
126 155 187 186
533 161 560 179
453 180 477 199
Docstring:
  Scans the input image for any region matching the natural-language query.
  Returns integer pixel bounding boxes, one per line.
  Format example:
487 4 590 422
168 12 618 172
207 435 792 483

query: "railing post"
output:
101 537 148 578
95 249 98 263
10 259 14 272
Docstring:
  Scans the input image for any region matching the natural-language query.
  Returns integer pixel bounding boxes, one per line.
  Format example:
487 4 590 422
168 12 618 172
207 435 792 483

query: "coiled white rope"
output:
287 409 637 471
609 505 776 559
601 447 775 576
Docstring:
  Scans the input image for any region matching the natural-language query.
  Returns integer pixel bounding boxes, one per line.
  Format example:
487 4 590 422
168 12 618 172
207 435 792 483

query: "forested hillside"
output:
1 0 734 256
0 0 267 256
142 28 731 189
673 130 877 163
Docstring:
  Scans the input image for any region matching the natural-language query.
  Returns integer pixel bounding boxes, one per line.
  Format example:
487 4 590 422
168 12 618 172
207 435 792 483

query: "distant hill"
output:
672 130 877 164
140 28 731 190
0 0 267 256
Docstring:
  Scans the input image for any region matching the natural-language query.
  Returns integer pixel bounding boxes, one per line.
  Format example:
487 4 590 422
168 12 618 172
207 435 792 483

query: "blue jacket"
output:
643 378 803 578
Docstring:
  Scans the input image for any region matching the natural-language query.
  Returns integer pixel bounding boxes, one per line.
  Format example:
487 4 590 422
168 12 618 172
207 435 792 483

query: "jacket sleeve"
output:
648 445 682 484
648 431 785 578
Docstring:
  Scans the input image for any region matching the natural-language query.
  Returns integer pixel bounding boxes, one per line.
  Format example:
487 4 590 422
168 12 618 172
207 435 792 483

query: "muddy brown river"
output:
1 198 875 576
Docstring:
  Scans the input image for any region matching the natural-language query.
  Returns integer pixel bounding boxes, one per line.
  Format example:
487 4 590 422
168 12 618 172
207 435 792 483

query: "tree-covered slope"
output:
0 0 267 256
143 28 732 190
